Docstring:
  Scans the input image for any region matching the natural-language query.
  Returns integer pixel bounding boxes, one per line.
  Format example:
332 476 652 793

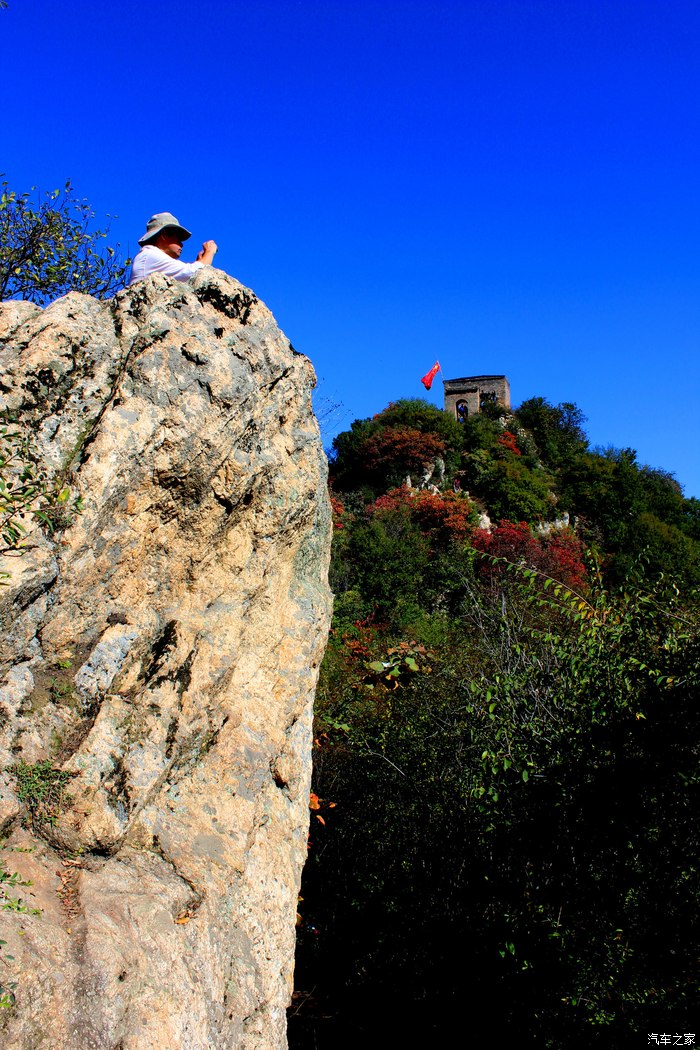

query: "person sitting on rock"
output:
129 212 218 285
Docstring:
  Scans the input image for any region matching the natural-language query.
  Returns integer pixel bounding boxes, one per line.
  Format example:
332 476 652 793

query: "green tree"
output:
471 453 554 522
682 496 700 541
0 178 130 305
557 447 700 582
515 396 588 470
339 514 430 625
329 399 463 496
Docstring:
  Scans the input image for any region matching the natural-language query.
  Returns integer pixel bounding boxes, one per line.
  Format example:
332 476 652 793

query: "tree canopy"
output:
329 398 464 495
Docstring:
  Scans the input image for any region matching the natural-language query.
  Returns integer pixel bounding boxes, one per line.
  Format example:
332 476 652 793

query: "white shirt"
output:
128 244 204 285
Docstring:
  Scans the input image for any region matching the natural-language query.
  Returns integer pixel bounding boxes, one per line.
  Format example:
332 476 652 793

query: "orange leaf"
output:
315 814 326 825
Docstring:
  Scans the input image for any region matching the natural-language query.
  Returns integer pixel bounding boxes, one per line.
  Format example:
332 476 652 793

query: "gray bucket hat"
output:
138 212 192 246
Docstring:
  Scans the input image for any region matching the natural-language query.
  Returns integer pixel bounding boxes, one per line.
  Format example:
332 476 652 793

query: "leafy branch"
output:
0 423 82 560
0 177 130 305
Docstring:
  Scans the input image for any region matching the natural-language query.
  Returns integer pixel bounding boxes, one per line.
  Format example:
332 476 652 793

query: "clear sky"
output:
3 0 700 495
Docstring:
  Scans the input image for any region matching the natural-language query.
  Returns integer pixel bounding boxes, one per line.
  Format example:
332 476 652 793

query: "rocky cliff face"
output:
0 270 333 1049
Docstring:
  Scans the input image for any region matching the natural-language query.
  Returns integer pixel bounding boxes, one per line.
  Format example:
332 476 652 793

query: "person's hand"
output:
197 240 218 262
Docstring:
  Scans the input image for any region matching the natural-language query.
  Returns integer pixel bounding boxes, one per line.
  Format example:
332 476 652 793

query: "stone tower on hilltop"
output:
443 374 511 420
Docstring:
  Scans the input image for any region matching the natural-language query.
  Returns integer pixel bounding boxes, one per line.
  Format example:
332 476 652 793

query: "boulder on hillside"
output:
0 269 333 1050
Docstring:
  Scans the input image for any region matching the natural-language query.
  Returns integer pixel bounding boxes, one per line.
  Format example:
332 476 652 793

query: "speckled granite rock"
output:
0 270 332 1049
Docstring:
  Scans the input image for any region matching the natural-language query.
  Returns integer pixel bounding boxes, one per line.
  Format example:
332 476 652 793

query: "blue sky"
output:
4 0 700 495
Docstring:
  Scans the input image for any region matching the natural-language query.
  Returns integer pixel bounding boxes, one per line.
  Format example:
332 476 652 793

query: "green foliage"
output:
515 396 588 470
559 447 700 582
468 451 554 522
339 515 431 623
0 177 130 305
0 425 48 552
330 491 481 629
329 399 463 495
0 422 82 559
458 408 503 454
0 931 16 1010
371 399 465 449
0 868 38 917
297 537 700 1044
10 761 75 829
296 391 700 1046
681 496 700 540
561 447 643 550
457 410 557 522
0 857 42 1010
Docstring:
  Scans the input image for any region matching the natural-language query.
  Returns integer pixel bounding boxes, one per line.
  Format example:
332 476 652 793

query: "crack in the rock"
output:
150 833 205 917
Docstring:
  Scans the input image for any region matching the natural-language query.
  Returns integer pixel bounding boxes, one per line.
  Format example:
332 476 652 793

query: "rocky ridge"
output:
0 269 332 1049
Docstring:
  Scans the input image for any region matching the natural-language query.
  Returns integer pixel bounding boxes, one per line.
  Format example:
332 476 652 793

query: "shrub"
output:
471 521 588 592
0 178 130 305
329 399 463 495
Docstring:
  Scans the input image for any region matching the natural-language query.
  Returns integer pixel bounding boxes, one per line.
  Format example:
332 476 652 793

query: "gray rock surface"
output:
0 270 332 1049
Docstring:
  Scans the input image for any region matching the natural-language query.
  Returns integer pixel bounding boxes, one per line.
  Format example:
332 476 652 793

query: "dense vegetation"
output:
290 398 700 1048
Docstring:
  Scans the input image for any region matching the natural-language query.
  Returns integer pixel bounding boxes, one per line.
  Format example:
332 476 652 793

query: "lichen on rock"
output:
0 269 333 1049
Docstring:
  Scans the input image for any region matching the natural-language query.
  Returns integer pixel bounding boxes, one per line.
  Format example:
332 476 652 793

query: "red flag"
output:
420 361 441 390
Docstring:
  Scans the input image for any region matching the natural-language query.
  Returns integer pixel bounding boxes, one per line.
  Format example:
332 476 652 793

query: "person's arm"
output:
196 240 218 265
130 245 204 285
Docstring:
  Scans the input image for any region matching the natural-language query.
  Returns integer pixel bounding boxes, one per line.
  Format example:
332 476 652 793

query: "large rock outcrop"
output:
0 270 332 1048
